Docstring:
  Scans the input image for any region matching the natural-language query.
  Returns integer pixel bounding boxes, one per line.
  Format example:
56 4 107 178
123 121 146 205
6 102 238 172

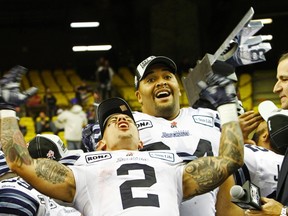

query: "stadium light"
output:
72 45 112 52
70 22 100 28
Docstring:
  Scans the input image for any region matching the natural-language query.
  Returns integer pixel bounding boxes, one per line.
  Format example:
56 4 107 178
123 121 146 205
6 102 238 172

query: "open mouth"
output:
118 122 129 129
156 90 171 98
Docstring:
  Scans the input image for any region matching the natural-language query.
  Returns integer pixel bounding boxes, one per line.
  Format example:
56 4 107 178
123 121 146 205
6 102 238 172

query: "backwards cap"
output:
97 97 135 135
135 56 177 89
258 100 288 154
28 134 82 161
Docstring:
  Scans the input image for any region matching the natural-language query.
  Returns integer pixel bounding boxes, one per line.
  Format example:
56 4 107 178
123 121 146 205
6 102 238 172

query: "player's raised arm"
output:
0 66 76 202
183 73 244 199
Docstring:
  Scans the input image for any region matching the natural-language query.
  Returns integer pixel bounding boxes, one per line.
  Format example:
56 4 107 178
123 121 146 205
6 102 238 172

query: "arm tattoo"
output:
185 157 228 194
35 159 69 184
184 121 243 196
1 118 33 167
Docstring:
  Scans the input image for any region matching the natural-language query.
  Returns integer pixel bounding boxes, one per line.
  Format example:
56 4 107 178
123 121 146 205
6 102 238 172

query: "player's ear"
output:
97 140 107 151
135 90 143 104
178 88 182 96
262 131 269 142
138 140 144 150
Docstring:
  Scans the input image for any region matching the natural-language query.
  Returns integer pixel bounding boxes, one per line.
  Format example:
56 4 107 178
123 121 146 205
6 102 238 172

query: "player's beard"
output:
154 99 177 119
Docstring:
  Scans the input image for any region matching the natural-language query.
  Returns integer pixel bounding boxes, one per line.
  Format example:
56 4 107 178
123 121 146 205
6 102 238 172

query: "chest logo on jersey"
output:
149 152 175 162
161 130 190 138
85 153 112 163
136 120 153 130
192 115 213 127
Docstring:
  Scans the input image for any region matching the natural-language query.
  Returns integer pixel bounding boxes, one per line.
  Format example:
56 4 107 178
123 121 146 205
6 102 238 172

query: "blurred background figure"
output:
86 104 96 124
93 88 102 105
53 108 65 135
26 92 42 107
35 111 57 134
96 57 114 100
25 92 45 119
75 81 92 110
55 104 88 150
43 87 57 120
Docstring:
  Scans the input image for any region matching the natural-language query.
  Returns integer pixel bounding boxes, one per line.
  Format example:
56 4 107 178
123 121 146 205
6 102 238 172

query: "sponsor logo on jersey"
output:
149 152 175 162
85 153 112 163
136 120 153 130
192 115 214 127
161 130 190 138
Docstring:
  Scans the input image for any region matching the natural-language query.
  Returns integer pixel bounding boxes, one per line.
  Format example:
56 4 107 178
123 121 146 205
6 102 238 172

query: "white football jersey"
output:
69 150 185 216
133 107 221 216
134 108 221 158
235 144 284 198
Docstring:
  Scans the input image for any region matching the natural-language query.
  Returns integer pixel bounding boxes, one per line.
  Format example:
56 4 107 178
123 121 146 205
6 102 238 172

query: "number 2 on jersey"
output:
117 163 160 209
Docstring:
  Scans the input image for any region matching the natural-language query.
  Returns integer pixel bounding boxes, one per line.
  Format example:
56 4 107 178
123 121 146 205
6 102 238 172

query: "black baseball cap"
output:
28 134 82 161
135 56 177 89
268 114 288 154
97 97 135 135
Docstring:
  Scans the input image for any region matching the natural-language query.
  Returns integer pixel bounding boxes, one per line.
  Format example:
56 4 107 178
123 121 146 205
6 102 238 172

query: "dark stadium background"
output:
0 0 287 78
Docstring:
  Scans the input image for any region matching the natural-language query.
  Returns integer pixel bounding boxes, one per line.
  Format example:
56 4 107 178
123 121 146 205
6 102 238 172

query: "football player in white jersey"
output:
0 66 244 216
244 100 288 215
235 121 284 198
0 134 82 216
235 101 287 198
133 56 243 216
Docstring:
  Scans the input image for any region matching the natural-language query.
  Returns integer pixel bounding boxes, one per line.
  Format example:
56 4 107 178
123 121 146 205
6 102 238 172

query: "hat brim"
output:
135 56 177 89
258 100 279 121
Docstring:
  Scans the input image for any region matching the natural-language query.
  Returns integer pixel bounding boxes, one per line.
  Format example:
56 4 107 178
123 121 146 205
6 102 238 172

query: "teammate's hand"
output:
0 65 38 110
239 111 262 144
198 73 236 108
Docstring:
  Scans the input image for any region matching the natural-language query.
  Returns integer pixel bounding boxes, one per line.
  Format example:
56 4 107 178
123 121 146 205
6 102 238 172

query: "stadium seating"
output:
238 73 253 111
19 117 36 143
20 69 86 141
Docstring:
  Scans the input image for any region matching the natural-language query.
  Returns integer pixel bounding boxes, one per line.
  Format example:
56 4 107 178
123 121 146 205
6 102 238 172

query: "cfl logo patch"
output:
171 121 177 128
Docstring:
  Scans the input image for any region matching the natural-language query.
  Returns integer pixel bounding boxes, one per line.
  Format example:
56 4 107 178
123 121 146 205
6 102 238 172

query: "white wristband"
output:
217 103 238 125
0 110 17 118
